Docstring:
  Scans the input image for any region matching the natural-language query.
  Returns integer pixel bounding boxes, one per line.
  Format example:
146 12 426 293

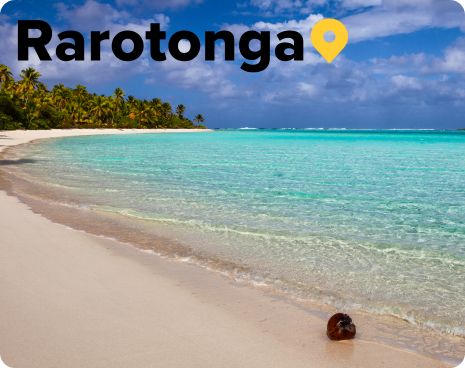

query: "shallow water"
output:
6 130 465 339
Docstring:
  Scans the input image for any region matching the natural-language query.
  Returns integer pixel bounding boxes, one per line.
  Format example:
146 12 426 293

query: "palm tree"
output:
176 104 186 119
113 88 125 104
51 84 69 114
91 95 110 127
131 100 154 128
73 85 88 126
0 65 13 89
17 67 41 128
35 83 51 110
151 98 162 107
158 102 173 127
112 87 125 127
19 67 41 92
194 114 205 124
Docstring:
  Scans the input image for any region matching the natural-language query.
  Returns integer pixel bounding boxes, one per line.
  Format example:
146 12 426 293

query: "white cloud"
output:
56 1 126 29
438 48 465 73
56 0 170 32
115 0 203 10
344 0 465 42
253 14 323 34
245 0 465 42
391 75 422 90
343 8 433 42
246 0 323 15
147 52 241 98
297 81 318 96
340 0 381 9
431 39 465 74
225 14 324 49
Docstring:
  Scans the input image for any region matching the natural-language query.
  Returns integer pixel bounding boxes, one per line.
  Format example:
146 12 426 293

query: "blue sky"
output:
2 0 465 128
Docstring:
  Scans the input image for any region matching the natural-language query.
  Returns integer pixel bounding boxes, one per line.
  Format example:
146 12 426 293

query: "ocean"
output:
6 129 465 341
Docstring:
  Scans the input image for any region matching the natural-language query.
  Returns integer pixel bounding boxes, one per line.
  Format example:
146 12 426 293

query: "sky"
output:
1 0 465 129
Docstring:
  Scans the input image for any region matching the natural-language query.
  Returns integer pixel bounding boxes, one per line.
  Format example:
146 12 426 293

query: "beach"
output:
0 130 458 368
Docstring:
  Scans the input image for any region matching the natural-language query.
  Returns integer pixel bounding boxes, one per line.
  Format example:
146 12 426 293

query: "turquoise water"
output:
12 130 465 336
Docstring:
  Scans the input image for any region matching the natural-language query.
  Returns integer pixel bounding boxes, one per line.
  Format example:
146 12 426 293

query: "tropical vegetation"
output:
0 64 206 130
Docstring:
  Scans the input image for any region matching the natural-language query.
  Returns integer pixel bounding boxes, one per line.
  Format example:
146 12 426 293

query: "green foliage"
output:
0 93 25 130
0 64 206 131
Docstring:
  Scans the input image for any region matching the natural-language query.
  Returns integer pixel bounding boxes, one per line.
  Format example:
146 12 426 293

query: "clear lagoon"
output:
12 130 465 337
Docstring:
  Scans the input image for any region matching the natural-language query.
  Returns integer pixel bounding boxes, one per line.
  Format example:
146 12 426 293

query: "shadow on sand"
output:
0 158 38 166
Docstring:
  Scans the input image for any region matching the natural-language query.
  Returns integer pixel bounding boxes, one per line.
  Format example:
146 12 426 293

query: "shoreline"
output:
0 130 459 368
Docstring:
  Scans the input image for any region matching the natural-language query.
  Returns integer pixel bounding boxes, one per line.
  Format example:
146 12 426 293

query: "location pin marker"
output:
0 0 12 13
311 18 349 63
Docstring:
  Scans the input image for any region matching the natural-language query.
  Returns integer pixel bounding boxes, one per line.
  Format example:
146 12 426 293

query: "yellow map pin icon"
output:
311 18 349 63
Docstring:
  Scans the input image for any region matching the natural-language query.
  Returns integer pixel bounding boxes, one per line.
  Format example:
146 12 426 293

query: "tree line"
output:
0 64 206 130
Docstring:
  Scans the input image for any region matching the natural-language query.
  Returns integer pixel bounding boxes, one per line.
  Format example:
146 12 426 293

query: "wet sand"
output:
0 130 457 368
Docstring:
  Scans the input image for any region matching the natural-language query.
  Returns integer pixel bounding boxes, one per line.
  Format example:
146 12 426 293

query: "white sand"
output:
0 130 452 368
